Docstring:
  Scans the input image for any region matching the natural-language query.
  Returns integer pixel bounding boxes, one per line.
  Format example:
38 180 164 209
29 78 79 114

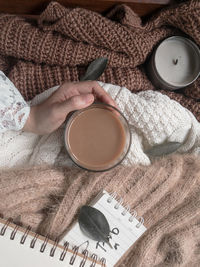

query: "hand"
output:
23 81 116 135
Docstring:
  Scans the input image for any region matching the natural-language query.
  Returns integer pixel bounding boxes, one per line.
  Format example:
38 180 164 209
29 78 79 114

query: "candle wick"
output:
173 59 178 65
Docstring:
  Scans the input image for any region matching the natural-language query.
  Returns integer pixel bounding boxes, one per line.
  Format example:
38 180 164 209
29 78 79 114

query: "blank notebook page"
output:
62 190 147 267
0 218 103 267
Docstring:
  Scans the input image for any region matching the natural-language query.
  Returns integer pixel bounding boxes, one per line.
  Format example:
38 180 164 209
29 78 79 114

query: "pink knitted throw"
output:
0 154 200 266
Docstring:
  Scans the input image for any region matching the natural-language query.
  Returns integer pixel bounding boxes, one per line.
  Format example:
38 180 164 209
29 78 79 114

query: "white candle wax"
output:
155 37 200 87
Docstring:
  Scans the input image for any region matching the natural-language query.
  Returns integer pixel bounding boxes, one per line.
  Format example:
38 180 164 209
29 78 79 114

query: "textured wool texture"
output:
0 154 200 266
0 1 200 120
1 82 200 169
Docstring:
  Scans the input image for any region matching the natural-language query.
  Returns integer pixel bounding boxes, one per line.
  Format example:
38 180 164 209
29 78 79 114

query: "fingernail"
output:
84 94 94 104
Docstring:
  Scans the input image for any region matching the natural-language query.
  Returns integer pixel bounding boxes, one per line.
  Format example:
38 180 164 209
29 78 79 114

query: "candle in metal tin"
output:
147 36 200 90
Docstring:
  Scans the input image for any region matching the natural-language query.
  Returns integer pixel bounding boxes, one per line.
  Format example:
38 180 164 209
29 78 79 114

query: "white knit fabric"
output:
0 71 30 132
0 82 200 169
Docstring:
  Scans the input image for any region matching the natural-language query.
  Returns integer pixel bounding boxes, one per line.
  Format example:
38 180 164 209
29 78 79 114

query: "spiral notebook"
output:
0 190 146 267
0 217 105 267
62 190 147 267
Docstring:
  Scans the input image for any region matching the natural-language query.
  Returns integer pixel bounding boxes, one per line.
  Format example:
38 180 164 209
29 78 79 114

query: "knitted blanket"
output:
0 154 200 266
0 1 200 120
1 82 200 169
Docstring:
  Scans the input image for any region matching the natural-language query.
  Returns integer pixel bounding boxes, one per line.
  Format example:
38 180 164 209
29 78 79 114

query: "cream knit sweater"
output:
0 82 200 169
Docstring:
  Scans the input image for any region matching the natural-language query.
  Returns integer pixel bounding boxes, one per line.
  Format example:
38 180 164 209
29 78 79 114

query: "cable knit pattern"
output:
0 154 200 266
0 71 30 132
0 1 199 120
0 82 199 169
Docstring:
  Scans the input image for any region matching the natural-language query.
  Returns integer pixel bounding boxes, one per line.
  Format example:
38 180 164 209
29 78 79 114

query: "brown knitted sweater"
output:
0 154 200 266
0 0 200 120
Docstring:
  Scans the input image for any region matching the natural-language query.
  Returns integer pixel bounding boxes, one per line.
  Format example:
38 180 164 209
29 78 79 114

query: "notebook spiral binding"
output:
107 192 144 228
0 218 106 267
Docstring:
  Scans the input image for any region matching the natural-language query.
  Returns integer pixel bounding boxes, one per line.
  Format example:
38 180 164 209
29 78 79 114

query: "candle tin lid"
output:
64 103 131 172
149 36 200 90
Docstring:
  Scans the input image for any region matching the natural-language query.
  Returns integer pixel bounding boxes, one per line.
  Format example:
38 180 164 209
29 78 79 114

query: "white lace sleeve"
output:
0 71 30 132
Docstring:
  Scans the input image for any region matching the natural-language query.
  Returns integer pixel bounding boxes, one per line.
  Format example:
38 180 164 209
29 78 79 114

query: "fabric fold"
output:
0 154 200 266
0 0 199 121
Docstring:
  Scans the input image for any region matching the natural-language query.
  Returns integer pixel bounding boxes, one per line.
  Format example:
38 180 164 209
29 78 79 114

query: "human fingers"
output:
71 81 117 108
58 93 94 114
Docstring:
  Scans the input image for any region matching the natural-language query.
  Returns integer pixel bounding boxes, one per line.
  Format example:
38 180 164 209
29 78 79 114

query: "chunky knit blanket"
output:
0 0 200 120
1 82 200 169
0 154 200 266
